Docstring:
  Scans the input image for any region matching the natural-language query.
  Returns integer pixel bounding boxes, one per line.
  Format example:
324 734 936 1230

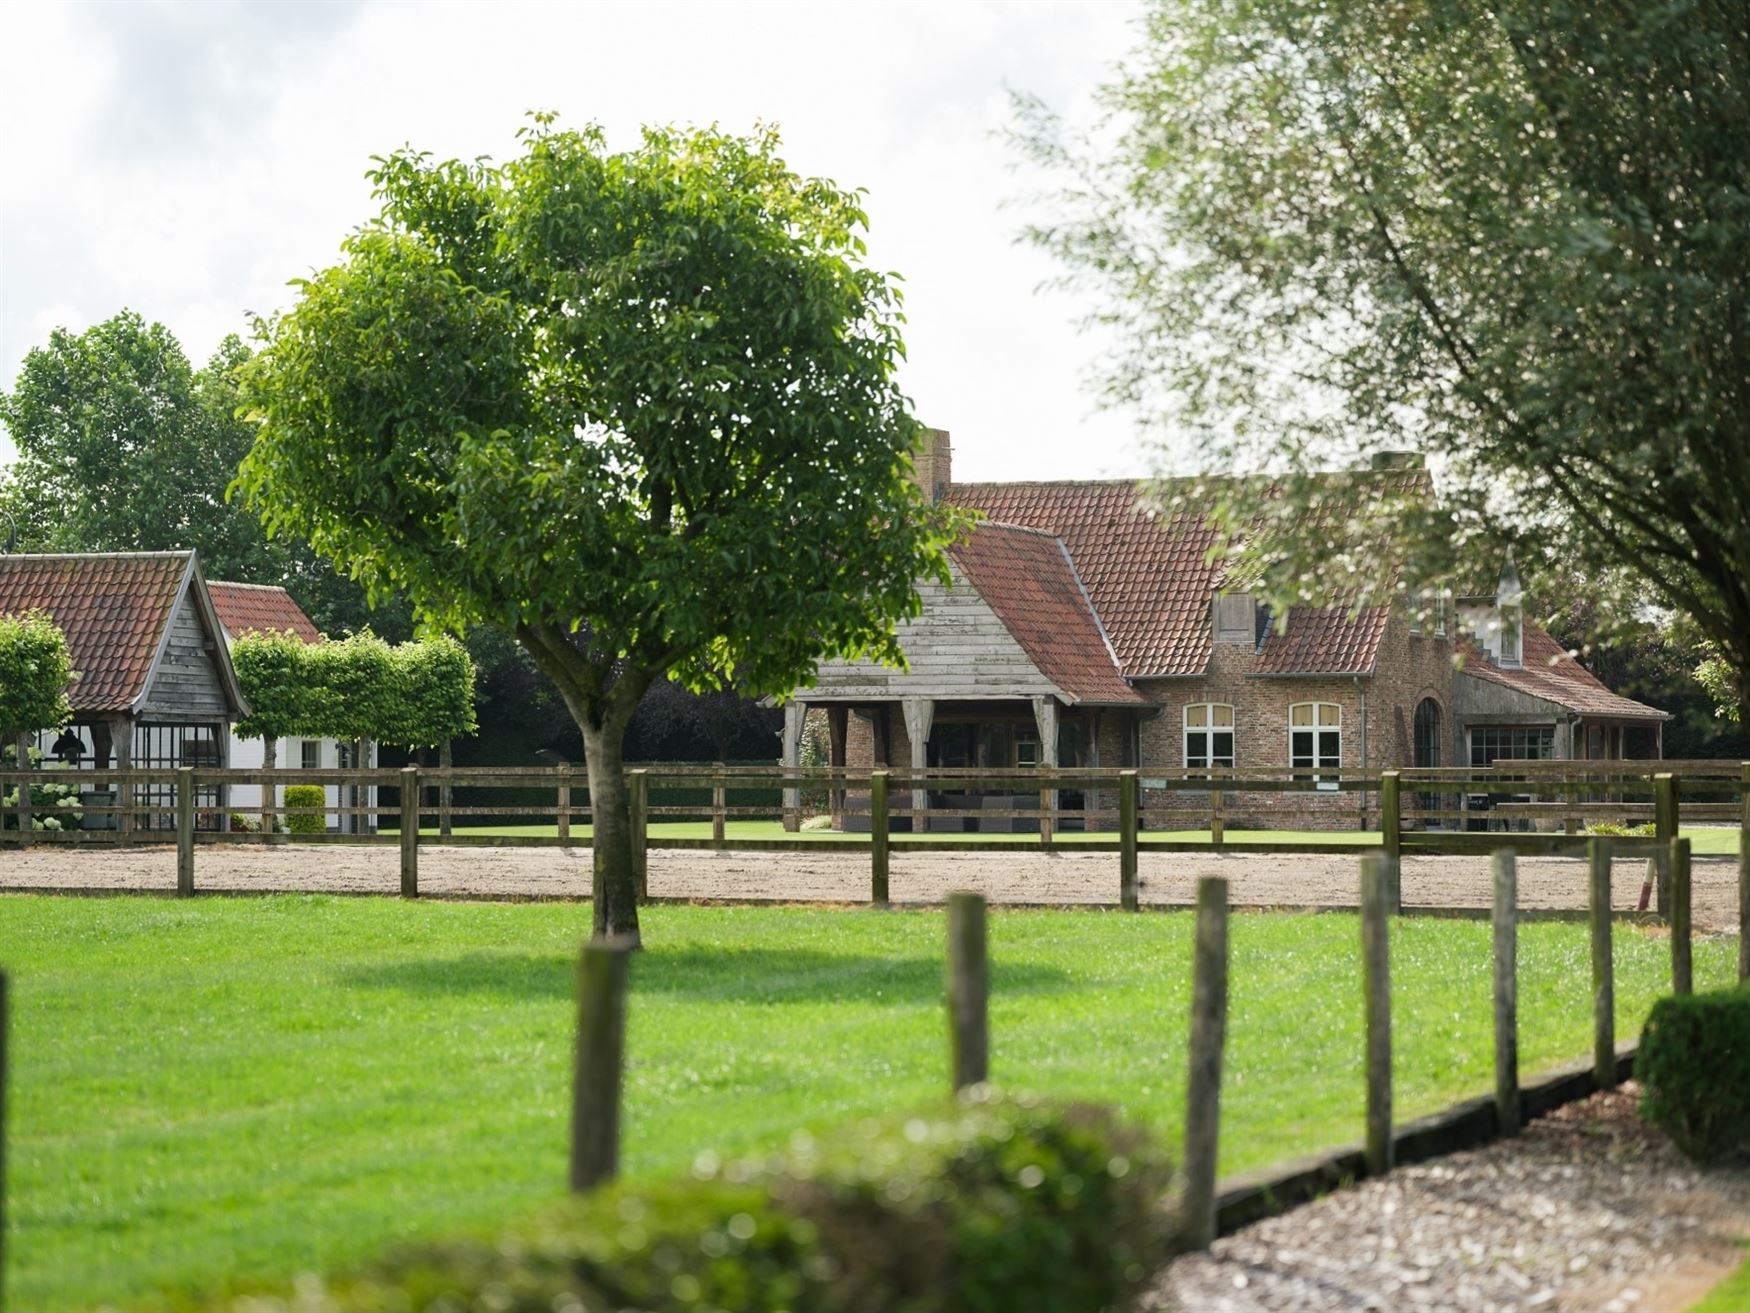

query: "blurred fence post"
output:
947 891 989 1092
712 763 726 846
871 771 889 906
1360 853 1392 1176
1589 837 1616 1090
438 739 453 840
1119 770 1139 912
1670 837 1692 996
1182 876 1229 1250
1739 762 1748 984
557 774 571 844
1492 849 1520 1137
629 770 649 901
399 766 419 898
176 766 196 897
570 937 633 1192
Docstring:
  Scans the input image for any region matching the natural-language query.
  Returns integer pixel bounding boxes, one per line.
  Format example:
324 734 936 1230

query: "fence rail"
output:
4 762 1746 925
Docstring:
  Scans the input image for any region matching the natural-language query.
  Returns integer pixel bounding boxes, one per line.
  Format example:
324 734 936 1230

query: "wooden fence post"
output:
1381 771 1402 870
569 936 633 1192
1670 837 1692 996
947 891 989 1092
1119 770 1139 912
712 768 726 846
1653 772 1677 919
1209 780 1224 847
1182 876 1229 1250
556 774 571 844
871 771 890 906
1739 762 1748 984
438 739 453 840
1589 837 1616 1090
176 766 196 897
1039 777 1054 845
1360 853 1392 1176
1492 849 1520 1137
629 770 649 901
399 766 419 898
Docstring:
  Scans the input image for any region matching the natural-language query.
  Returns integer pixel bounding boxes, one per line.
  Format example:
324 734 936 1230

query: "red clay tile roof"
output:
0 552 192 712
208 581 323 643
1458 625 1670 721
948 523 1147 705
1253 605 1391 676
948 478 1418 678
949 481 1222 676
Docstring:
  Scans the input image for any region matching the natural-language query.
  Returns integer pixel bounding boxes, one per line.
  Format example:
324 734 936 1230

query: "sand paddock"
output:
1 841 1741 932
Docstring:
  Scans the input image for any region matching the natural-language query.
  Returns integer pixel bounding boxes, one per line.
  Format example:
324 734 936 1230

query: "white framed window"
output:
1184 703 1236 769
1409 590 1447 638
1213 593 1255 643
1290 702 1342 789
300 739 321 770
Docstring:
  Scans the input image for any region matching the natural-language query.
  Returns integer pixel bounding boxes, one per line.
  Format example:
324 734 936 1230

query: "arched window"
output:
1289 702 1341 788
1413 698 1442 769
1184 703 1235 769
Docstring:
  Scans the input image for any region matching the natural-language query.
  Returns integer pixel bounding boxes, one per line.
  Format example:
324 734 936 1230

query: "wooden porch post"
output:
1031 696 1058 842
827 705 848 826
902 697 934 833
782 701 806 832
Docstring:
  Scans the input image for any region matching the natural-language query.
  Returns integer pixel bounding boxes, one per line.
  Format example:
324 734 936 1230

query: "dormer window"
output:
1496 560 1523 668
1214 592 1255 644
1408 589 1446 638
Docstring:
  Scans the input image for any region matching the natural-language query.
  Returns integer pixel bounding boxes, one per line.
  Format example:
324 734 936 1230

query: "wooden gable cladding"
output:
138 588 231 717
810 557 1062 701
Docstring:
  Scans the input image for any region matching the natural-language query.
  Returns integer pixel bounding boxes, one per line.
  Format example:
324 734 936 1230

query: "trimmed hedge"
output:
1637 982 1750 1162
284 784 327 836
174 1091 1174 1312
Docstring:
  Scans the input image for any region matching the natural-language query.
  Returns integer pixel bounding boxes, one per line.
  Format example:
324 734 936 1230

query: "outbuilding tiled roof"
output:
948 523 1147 706
947 477 1420 678
208 581 323 643
0 552 192 712
1459 625 1670 721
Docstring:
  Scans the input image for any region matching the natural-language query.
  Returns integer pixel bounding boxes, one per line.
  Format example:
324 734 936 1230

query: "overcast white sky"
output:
0 0 1153 480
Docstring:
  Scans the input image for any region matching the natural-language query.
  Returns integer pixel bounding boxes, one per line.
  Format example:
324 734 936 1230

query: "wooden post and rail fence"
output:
0 762 1745 947
553 824 1708 1252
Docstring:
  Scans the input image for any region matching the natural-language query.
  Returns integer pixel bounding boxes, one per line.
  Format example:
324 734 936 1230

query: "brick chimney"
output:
913 427 952 503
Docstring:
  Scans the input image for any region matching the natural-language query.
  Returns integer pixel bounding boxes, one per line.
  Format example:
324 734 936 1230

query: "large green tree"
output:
1018 1 1750 723
235 120 956 941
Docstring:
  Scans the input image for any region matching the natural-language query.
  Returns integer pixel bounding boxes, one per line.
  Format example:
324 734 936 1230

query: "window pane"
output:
1318 703 1339 727
1212 732 1234 765
1291 705 1313 726
1318 729 1341 765
1186 705 1206 728
1213 705 1234 727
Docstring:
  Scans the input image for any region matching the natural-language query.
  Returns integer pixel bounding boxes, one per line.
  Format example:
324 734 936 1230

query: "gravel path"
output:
0 843 1741 930
1155 1084 1750 1313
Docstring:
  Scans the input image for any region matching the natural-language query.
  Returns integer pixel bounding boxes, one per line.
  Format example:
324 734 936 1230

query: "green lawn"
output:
398 818 1742 853
1688 1249 1750 1312
1 897 1739 1311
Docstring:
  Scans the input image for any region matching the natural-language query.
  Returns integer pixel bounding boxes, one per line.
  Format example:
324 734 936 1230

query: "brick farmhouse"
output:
781 432 1668 830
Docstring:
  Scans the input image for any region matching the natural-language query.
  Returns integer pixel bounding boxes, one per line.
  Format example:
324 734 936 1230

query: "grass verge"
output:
0 896 1738 1310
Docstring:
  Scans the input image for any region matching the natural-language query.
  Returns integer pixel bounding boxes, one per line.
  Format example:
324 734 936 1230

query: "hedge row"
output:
1638 981 1750 1162
174 1091 1175 1313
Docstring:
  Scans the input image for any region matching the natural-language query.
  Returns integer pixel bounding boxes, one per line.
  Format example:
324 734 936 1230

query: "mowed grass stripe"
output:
0 895 1737 1311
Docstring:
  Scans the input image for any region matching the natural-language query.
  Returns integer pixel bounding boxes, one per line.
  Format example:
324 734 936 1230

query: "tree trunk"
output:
262 736 278 835
580 721 641 945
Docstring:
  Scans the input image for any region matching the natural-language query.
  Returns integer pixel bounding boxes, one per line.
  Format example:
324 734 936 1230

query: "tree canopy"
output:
0 311 397 639
232 632 477 748
0 611 76 742
235 119 957 940
1018 1 1750 724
